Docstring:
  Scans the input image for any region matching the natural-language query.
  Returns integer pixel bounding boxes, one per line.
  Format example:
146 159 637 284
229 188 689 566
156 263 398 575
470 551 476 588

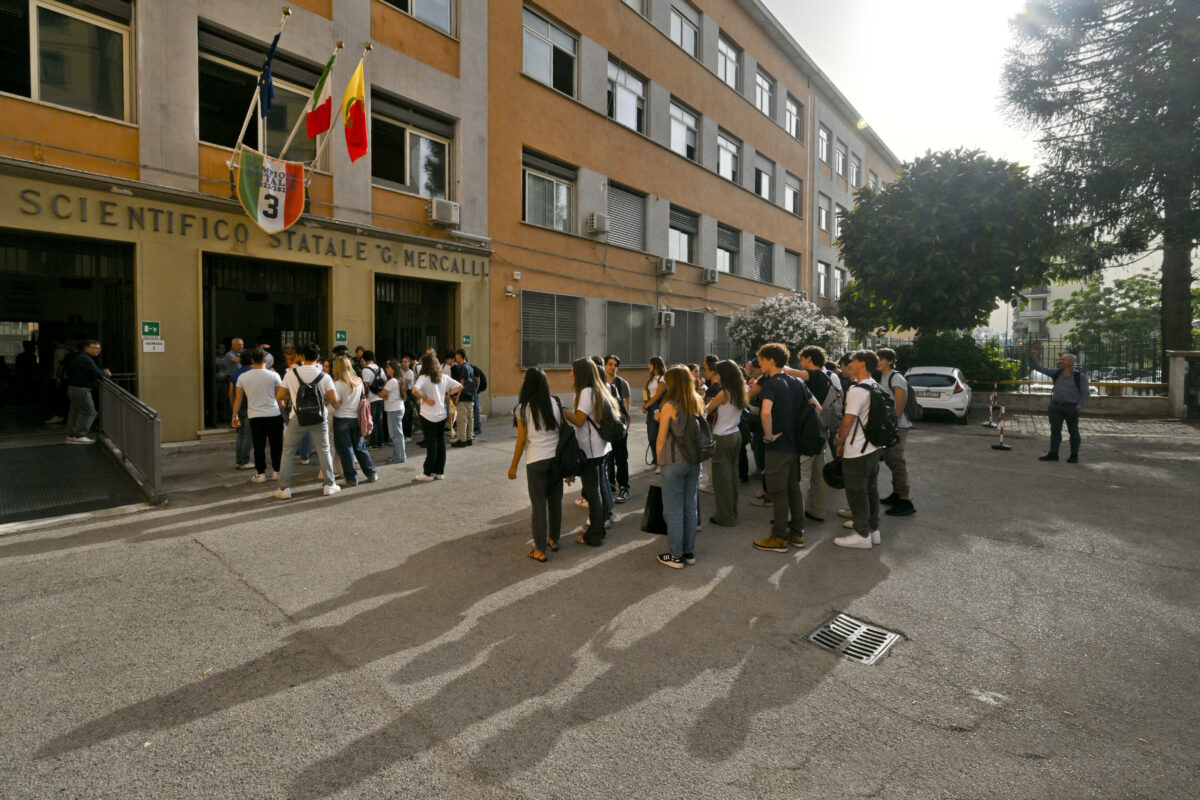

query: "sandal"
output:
527 548 547 562
575 535 602 547
547 540 559 552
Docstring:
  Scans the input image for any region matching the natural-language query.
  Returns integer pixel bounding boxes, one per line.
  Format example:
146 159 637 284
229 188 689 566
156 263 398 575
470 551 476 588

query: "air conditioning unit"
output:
585 212 609 235
656 310 676 328
702 268 719 285
657 257 676 276
428 198 460 226
796 290 810 301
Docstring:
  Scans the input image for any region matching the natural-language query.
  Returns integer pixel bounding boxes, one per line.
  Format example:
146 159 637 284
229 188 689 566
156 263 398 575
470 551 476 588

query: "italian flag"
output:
342 58 368 162
305 53 336 139
236 147 305 234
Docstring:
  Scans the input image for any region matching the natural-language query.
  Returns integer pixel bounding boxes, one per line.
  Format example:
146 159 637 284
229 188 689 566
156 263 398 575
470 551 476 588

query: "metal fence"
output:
98 378 162 504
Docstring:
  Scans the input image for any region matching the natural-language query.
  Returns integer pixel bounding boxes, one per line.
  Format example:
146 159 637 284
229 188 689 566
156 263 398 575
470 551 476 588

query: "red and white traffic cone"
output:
982 382 999 428
991 402 1012 451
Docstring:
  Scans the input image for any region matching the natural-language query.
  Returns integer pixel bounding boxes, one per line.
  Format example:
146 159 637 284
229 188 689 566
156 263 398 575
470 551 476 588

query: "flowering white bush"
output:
726 293 849 362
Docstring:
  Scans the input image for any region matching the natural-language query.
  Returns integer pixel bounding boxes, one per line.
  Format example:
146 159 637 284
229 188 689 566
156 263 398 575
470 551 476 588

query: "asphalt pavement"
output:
2 414 1198 799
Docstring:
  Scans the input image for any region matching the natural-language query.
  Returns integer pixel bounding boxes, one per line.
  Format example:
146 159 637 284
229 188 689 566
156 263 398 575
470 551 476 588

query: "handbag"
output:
640 484 668 535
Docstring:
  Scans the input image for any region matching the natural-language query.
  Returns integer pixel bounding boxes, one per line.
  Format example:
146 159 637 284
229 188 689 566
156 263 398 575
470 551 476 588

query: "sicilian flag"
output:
236 146 305 234
306 53 336 139
258 32 281 119
342 58 368 162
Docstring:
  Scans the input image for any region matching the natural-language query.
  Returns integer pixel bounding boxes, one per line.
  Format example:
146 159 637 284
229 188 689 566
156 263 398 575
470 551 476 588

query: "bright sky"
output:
761 0 1042 168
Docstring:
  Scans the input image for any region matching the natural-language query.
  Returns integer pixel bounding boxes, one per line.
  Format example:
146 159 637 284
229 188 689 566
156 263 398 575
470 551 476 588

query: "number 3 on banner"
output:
263 194 279 219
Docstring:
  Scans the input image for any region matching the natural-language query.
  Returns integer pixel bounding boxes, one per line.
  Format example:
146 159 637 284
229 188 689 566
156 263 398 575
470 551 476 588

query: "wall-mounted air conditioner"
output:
657 257 676 276
428 199 460 226
656 310 676 328
585 212 609 235
702 268 719 285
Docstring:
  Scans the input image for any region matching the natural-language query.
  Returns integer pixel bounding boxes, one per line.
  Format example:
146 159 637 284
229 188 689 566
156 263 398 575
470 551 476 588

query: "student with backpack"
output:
703 360 748 528
563 357 618 546
877 348 917 517
655 365 711 568
641 356 667 469
274 342 340 499
360 351 388 449
507 367 566 562
450 349 477 447
782 345 842 522
330 356 378 487
411 353 462 481
833 349 894 549
604 355 632 503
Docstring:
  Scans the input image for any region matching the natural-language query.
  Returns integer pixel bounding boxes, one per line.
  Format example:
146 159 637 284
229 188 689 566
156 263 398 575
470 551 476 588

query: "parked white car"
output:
904 366 972 424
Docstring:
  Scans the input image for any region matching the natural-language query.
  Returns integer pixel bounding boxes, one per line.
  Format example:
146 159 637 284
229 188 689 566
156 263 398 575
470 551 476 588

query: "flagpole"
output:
230 6 292 170
279 40 343 161
306 41 372 187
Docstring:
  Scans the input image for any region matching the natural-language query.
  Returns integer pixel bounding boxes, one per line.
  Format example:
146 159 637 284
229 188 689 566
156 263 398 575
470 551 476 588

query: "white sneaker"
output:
834 533 872 549
299 457 311 465
273 488 292 500
66 435 95 444
323 483 341 496
433 474 444 480
870 530 881 545
250 473 266 483
235 463 253 470
837 508 853 519
843 519 855 529
413 474 435 482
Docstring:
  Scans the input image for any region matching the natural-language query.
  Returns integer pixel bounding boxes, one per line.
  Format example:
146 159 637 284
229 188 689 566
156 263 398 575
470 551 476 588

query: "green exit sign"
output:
461 334 471 347
141 321 160 337
335 329 347 343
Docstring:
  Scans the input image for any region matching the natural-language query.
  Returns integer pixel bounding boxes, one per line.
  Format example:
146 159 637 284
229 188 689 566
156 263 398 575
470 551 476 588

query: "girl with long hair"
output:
331 355 377 486
411 353 462 480
641 355 667 468
563 357 618 546
507 367 565 562
655 365 705 568
380 359 407 464
704 359 749 527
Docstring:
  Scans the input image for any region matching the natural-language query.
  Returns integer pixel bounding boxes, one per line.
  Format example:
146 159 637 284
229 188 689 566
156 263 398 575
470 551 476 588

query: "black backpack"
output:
293 368 326 426
474 366 487 393
667 413 717 463
888 371 923 421
459 364 479 396
366 364 387 395
853 382 900 452
587 388 628 443
795 395 823 456
552 397 585 478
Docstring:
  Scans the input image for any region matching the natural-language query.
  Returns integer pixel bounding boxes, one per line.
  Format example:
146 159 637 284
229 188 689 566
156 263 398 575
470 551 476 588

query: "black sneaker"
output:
616 488 629 504
1066 454 1079 463
885 499 915 516
657 552 684 569
1038 453 1059 461
683 552 696 565
880 492 901 506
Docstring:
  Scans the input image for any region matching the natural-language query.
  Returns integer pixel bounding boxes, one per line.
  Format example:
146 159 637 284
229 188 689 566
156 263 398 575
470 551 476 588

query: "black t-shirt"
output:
757 372 813 453
804 368 831 404
450 362 475 399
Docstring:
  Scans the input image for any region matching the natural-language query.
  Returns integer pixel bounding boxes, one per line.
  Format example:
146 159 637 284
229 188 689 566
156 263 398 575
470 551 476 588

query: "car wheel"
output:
956 408 969 425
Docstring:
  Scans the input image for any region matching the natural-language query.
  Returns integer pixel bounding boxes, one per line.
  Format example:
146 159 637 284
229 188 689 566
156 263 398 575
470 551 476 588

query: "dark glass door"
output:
374 274 455 362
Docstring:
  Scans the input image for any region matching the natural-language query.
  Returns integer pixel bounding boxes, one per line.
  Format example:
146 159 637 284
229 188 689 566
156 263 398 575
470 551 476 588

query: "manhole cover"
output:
805 613 900 664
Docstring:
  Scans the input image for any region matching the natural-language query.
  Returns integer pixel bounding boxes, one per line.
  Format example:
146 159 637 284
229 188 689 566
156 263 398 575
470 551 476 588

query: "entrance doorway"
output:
374 274 455 361
0 230 134 434
202 253 327 429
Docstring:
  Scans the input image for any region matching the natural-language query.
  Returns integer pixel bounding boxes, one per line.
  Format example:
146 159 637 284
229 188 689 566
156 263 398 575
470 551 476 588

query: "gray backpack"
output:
817 369 843 431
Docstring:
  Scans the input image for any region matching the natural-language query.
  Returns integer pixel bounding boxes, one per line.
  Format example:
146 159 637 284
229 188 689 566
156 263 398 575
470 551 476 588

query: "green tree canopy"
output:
1049 270 1200 346
1004 0 1200 368
837 148 1058 336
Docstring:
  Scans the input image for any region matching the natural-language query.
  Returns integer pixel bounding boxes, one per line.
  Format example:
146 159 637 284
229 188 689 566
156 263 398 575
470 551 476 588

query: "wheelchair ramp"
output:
0 442 145 525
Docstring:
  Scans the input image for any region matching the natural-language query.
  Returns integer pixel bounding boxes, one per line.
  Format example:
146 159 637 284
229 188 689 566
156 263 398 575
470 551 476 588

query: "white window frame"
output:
381 0 453 36
869 170 880 191
620 0 644 13
784 173 801 216
755 71 773 116
717 133 740 183
849 154 861 188
754 155 773 202
523 166 573 233
818 125 830 164
523 7 577 97
785 96 802 140
817 193 831 232
833 204 846 238
817 261 830 298
372 113 453 200
717 36 740 91
834 268 846 300
27 0 134 123
607 61 645 133
835 142 847 177
669 4 699 58
669 101 698 161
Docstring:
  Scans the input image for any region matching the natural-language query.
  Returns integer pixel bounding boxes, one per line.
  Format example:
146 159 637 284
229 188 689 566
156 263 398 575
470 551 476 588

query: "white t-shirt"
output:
646 375 663 405
238 367 282 419
844 378 880 457
283 363 335 409
713 398 742 436
521 401 564 465
413 374 462 422
573 387 612 460
382 378 405 413
882 370 912 429
333 380 363 419
361 363 385 402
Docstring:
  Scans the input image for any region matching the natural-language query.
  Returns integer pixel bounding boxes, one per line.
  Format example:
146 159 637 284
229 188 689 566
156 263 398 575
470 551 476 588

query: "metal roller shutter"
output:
607 185 646 251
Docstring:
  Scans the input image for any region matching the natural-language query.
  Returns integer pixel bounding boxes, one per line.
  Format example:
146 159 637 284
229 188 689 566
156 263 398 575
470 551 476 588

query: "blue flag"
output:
258 32 281 119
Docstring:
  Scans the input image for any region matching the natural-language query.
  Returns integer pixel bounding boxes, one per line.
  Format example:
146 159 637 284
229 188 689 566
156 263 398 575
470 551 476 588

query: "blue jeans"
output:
66 385 97 438
387 409 407 462
473 393 482 435
332 417 376 484
234 399 251 465
661 462 700 558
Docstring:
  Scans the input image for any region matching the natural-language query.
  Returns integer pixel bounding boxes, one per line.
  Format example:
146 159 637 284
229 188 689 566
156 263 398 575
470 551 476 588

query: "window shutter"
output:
781 250 799 290
521 290 556 366
606 301 633 365
669 206 698 234
754 239 773 283
607 185 645 250
717 225 740 252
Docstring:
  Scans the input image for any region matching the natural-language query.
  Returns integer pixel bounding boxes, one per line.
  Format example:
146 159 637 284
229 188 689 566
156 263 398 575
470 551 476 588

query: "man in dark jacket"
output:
65 340 110 444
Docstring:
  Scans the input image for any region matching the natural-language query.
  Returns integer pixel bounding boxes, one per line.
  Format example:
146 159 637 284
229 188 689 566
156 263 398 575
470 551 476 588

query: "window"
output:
781 250 800 291
784 173 802 216
834 204 846 238
869 170 880 191
198 25 318 165
607 61 645 133
817 261 829 297
835 141 847 177
522 150 575 232
755 70 774 116
521 290 580 367
818 125 830 163
850 154 862 188
381 1 452 35
620 0 644 12
523 8 576 96
753 238 773 283
669 3 699 58
669 206 698 263
785 96 803 140
717 132 739 183
607 183 646 251
0 0 133 122
606 301 654 366
669 101 698 161
817 193 831 232
754 154 774 201
717 36 740 91
668 310 705 365
371 92 455 199
834 268 847 300
717 224 739 274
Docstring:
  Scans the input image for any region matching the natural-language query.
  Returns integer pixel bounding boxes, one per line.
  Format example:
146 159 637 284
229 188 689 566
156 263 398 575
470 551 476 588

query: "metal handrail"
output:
97 378 162 504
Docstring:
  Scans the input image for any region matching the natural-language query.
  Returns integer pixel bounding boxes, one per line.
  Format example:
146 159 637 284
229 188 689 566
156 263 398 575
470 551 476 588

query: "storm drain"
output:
805 613 900 665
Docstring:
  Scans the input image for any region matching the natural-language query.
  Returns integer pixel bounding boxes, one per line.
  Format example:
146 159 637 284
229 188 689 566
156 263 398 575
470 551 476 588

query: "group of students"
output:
507 343 917 569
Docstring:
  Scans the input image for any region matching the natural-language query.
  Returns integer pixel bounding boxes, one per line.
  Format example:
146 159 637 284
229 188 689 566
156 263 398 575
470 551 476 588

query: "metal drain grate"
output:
805 613 900 664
